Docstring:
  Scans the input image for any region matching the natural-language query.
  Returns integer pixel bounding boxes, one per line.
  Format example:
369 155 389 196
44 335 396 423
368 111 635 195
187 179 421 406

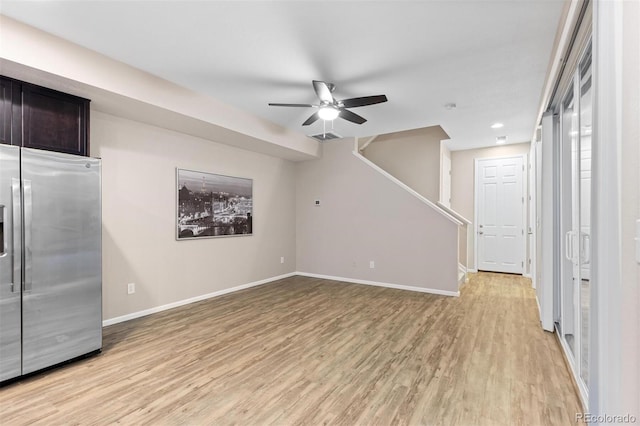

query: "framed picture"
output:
176 168 253 240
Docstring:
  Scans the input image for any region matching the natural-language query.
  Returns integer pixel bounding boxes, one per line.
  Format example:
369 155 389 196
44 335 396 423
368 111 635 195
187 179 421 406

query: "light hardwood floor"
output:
0 273 582 425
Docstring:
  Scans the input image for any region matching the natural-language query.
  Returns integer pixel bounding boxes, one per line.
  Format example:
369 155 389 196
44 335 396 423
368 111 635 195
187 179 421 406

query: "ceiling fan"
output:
268 80 388 126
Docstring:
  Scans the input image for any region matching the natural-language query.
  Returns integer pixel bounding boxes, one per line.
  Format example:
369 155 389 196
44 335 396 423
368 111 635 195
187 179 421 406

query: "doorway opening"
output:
474 155 527 274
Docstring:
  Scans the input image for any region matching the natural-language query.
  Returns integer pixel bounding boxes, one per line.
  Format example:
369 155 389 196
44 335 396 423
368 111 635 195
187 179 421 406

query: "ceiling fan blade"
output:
339 109 367 125
312 80 334 103
302 112 320 126
340 95 388 108
269 103 317 108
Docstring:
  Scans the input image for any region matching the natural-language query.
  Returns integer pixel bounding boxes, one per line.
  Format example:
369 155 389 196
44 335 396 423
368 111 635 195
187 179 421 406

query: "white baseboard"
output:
296 272 460 297
467 268 478 273
102 272 297 327
535 295 542 323
103 271 459 327
536 294 554 332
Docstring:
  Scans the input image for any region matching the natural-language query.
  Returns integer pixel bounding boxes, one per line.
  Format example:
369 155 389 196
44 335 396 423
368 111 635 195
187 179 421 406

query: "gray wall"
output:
91 111 297 321
296 138 459 294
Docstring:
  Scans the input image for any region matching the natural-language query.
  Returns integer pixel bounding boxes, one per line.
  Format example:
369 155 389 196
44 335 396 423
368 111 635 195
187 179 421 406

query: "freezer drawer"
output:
20 148 102 374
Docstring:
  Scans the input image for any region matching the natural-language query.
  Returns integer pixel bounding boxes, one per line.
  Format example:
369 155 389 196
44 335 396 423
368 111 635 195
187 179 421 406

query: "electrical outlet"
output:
280 256 285 264
127 283 135 295
369 261 375 269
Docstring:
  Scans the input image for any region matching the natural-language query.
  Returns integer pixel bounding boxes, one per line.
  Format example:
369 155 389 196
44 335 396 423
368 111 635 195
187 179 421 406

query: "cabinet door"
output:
0 77 22 147
22 83 89 156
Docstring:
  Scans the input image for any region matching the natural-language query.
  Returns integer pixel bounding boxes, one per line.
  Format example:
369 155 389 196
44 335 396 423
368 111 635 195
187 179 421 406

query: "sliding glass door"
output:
577 46 592 387
559 75 576 355
557 42 592 398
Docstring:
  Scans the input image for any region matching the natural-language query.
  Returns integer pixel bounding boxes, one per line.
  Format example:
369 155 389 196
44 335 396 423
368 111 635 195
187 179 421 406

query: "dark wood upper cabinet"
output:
0 77 22 147
0 76 90 156
22 83 90 157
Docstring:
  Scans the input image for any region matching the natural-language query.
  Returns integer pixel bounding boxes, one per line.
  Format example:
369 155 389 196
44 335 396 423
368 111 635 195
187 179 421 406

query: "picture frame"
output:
176 168 253 240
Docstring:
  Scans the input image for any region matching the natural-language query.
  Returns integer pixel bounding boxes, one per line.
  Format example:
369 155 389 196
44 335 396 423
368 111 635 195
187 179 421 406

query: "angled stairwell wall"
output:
360 126 448 202
359 126 471 279
296 138 461 296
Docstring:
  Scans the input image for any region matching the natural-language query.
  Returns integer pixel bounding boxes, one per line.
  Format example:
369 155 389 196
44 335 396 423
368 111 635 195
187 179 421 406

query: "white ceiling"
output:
0 1 564 151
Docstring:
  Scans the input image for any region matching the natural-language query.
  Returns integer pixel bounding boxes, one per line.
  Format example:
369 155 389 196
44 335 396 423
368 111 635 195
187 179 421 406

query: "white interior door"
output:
476 156 525 274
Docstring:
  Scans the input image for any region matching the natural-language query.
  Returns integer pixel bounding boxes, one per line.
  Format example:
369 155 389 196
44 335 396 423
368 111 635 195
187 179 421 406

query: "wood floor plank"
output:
0 273 582 425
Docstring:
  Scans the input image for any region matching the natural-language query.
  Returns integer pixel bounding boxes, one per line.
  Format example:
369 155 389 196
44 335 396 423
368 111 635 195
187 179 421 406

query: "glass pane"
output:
578 43 592 386
560 83 577 356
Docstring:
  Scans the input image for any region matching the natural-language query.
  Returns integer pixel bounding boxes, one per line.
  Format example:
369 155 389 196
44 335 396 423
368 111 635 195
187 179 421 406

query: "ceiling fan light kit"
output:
318 106 339 121
269 80 388 127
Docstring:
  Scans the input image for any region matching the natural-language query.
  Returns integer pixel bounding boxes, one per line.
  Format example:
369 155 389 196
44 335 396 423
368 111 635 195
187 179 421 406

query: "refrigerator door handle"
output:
11 178 21 294
0 204 5 257
23 179 32 292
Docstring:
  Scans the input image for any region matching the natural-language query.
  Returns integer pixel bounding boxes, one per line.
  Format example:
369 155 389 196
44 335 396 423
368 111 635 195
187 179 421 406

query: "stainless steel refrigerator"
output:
0 145 102 382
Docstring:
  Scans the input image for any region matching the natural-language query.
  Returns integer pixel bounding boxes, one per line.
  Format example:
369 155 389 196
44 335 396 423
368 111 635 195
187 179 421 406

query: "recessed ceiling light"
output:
496 136 508 145
491 123 504 129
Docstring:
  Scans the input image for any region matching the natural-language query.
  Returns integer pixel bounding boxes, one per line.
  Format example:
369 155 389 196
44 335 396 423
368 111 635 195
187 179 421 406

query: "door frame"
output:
527 143 537 282
473 154 528 273
439 140 452 208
